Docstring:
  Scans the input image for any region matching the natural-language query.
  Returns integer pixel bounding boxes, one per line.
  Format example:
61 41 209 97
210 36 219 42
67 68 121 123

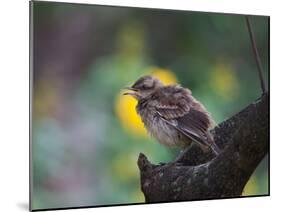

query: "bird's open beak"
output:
123 87 139 97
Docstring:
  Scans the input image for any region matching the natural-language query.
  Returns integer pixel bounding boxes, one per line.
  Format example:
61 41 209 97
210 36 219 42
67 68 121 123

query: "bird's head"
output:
123 75 163 100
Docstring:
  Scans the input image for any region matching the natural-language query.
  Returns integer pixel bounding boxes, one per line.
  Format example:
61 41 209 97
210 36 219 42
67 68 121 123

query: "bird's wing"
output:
150 87 212 148
158 107 211 148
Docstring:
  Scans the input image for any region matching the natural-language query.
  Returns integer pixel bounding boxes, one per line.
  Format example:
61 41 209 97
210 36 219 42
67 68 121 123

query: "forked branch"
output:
138 93 268 202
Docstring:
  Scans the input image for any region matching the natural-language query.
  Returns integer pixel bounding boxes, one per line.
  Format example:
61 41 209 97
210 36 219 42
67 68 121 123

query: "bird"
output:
123 75 221 163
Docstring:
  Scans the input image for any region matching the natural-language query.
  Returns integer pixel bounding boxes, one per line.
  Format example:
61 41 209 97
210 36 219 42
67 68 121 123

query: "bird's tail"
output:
206 132 221 156
210 142 221 156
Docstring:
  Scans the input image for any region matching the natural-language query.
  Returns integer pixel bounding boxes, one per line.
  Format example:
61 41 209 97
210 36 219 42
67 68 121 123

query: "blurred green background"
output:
31 1 269 210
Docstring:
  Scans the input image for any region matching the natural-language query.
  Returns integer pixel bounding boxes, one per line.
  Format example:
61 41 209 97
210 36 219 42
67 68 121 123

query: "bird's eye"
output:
141 84 151 90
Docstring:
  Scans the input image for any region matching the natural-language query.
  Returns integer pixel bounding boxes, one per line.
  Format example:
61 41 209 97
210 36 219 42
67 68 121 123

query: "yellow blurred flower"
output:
133 189 145 203
34 78 61 118
111 153 138 182
210 63 239 100
149 67 178 85
115 67 177 137
242 175 258 196
116 21 145 60
116 93 146 136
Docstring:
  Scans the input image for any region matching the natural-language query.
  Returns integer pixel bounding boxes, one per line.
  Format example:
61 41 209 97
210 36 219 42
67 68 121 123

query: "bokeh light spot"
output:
116 93 147 136
149 67 178 85
210 63 239 100
242 175 258 196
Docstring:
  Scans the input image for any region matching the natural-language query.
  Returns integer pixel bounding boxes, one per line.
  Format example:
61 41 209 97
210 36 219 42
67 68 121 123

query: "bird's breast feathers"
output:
137 102 186 147
144 115 185 147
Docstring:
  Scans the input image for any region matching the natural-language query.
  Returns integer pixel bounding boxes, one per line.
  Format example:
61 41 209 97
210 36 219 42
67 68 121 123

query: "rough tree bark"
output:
137 93 269 202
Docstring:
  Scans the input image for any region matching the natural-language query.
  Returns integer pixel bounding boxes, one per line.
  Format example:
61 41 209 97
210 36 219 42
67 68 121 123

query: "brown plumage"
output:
124 75 221 157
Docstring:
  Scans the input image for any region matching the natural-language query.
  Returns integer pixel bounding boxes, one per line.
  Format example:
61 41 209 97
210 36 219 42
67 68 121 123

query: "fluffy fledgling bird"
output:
124 75 221 161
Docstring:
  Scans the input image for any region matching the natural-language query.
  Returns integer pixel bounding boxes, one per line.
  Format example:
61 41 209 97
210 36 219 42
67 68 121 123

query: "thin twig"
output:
245 16 266 94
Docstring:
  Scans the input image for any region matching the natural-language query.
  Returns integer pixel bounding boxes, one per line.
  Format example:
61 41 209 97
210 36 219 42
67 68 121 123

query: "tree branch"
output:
245 16 267 94
137 93 268 202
